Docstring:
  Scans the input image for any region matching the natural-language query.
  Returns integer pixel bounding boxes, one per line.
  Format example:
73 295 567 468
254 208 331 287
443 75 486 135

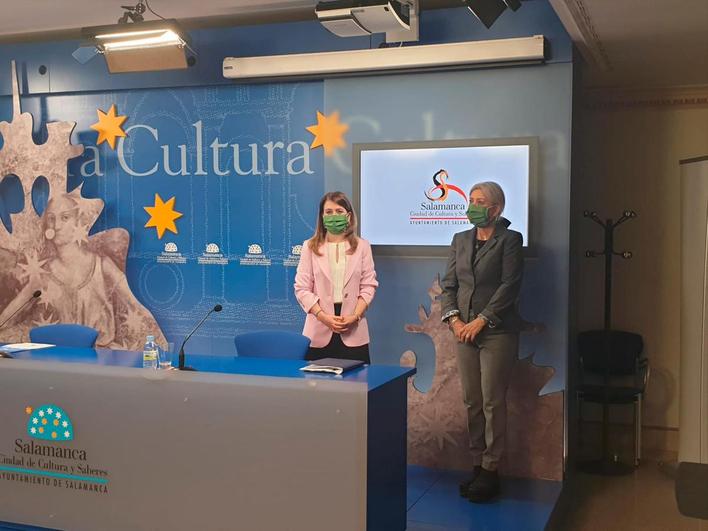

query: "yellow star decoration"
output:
90 104 127 150
144 194 183 239
306 111 349 157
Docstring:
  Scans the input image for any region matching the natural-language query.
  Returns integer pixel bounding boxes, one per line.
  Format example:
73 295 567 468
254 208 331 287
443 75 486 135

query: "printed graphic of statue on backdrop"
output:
0 61 165 350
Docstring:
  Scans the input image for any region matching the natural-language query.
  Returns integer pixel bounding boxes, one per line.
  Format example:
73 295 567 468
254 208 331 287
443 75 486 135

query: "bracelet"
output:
314 309 323 319
441 310 460 323
477 314 493 327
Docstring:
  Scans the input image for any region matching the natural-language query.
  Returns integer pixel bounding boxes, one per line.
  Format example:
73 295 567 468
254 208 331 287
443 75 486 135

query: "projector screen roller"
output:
355 138 536 253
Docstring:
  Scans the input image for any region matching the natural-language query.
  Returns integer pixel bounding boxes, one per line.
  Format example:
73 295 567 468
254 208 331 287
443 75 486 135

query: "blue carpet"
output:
407 467 562 531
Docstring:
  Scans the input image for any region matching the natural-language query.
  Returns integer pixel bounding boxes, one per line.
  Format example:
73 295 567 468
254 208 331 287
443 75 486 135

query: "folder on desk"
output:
0 343 54 353
300 358 365 375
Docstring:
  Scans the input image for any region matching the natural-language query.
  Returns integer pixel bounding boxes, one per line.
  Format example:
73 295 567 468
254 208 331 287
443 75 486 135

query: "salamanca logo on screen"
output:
423 169 467 204
409 169 469 226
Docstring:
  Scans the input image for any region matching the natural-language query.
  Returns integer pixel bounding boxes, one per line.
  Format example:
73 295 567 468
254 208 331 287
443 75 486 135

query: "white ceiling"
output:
550 0 708 88
1 0 706 89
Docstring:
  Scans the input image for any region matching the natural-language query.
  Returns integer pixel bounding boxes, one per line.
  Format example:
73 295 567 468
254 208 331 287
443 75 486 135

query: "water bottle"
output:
142 335 158 369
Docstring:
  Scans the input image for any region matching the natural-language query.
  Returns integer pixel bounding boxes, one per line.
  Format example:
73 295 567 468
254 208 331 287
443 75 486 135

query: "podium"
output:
0 347 414 531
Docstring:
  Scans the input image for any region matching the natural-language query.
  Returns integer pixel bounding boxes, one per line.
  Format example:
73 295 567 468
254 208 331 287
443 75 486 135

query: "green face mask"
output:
466 204 492 227
323 214 349 234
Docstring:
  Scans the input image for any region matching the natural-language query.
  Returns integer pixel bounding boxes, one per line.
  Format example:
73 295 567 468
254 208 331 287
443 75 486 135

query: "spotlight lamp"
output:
463 0 524 29
77 0 193 73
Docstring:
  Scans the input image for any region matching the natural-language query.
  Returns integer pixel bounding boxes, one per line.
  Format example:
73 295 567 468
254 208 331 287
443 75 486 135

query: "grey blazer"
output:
440 217 524 331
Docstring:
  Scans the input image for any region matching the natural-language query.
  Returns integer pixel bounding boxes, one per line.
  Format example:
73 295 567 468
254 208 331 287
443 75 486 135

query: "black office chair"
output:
577 329 649 466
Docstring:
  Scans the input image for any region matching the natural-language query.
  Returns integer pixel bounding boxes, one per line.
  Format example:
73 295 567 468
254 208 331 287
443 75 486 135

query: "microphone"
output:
0 290 41 331
178 304 222 371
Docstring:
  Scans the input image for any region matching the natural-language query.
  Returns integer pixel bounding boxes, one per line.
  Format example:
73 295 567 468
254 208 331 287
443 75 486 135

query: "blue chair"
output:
29 324 99 348
234 331 310 359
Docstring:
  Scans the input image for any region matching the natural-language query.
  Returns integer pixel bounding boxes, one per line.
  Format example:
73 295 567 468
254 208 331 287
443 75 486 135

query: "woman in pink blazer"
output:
294 191 378 363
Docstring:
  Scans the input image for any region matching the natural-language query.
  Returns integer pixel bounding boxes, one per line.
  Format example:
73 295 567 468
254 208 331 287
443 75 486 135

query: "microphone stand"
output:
178 339 198 372
178 306 220 371
0 291 41 331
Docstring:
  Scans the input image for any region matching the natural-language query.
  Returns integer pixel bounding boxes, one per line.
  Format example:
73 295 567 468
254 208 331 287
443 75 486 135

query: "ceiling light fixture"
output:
77 1 193 73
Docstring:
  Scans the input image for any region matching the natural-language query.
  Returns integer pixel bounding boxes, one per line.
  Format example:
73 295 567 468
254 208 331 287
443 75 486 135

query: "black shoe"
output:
465 467 500 503
458 466 482 496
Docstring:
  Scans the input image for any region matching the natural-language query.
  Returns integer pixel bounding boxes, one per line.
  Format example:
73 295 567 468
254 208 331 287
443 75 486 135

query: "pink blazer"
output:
294 237 378 348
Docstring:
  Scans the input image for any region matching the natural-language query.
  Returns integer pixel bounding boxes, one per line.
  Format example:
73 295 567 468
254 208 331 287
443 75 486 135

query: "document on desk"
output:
300 358 365 375
0 343 55 353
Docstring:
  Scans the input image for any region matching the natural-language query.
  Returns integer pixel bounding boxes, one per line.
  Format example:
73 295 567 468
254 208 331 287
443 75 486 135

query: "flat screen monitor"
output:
354 138 537 256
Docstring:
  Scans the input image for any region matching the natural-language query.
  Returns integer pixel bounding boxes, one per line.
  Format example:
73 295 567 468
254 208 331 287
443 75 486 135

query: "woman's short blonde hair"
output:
469 181 506 221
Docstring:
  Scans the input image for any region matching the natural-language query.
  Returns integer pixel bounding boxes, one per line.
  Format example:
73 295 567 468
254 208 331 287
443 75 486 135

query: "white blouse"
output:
327 242 347 304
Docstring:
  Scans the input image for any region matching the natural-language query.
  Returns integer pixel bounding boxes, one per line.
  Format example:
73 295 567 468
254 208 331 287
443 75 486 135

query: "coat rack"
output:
581 209 637 475
584 210 636 329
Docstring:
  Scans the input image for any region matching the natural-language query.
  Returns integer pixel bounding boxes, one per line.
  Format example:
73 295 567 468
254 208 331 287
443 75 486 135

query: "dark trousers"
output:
455 331 519 471
306 303 371 364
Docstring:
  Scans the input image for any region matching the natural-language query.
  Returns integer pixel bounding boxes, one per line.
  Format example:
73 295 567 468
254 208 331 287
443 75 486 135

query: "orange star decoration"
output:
306 111 349 157
90 104 127 150
144 194 183 239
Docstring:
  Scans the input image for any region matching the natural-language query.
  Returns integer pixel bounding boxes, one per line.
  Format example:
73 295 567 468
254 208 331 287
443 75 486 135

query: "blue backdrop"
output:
0 3 572 394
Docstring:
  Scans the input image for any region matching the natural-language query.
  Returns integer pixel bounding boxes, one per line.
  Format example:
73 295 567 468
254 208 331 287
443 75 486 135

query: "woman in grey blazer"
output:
440 181 523 503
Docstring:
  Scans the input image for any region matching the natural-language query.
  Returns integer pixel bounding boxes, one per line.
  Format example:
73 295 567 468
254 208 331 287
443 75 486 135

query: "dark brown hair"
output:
308 191 359 256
